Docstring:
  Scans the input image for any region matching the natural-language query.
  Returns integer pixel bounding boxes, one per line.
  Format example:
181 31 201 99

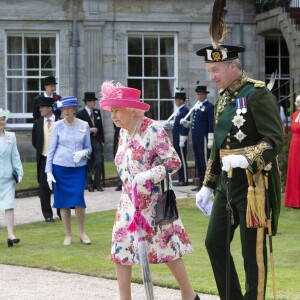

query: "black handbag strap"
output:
161 165 171 193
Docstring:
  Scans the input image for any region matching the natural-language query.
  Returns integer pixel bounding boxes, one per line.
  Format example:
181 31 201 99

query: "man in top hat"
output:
32 76 61 121
195 44 283 300
32 97 60 222
76 92 105 192
181 84 214 191
172 90 190 186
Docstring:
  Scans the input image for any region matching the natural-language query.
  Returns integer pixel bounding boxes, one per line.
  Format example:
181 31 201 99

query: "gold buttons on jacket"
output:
226 138 230 143
226 145 230 149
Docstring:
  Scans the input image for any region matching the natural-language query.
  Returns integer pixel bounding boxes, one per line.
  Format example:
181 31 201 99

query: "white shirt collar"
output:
43 92 53 98
44 114 55 123
199 99 207 106
85 107 92 115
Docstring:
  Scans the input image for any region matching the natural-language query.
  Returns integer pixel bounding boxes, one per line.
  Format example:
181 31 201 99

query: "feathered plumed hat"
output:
196 0 245 62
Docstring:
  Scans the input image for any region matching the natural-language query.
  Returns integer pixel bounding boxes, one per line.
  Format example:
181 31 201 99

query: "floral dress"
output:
111 117 193 265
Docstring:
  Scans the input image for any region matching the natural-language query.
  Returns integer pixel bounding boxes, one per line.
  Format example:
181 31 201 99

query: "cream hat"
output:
0 108 10 120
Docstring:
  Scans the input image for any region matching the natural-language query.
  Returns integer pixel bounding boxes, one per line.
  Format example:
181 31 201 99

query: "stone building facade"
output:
0 0 298 161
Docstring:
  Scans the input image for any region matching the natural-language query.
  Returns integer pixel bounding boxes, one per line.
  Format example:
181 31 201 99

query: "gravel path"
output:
0 186 220 300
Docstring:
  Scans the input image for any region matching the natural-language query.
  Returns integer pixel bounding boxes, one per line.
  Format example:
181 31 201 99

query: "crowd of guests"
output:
0 58 298 300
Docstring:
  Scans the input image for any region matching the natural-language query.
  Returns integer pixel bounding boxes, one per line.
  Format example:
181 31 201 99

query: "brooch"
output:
79 124 87 132
232 114 246 129
234 130 247 143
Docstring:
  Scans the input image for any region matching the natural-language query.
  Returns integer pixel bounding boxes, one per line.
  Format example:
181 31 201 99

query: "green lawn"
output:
16 161 119 190
0 198 299 299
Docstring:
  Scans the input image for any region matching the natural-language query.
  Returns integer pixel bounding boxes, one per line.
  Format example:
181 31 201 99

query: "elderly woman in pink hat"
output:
100 81 199 300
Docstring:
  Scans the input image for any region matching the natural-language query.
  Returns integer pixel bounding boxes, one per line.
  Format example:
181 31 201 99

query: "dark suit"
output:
32 93 61 121
32 117 55 220
77 108 105 188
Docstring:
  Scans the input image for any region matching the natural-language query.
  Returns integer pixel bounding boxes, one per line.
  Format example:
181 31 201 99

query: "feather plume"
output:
209 0 228 49
100 80 124 100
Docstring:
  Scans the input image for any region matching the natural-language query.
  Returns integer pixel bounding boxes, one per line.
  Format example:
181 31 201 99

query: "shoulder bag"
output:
155 166 179 225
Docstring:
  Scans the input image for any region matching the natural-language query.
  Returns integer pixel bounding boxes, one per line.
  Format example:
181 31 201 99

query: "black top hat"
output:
196 45 245 62
195 86 210 93
38 97 55 107
43 76 58 86
82 92 98 102
173 92 187 100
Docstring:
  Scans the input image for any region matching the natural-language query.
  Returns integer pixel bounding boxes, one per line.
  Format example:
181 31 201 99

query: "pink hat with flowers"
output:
100 80 150 112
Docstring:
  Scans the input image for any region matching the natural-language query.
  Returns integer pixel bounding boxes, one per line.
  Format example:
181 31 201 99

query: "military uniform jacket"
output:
173 105 190 138
203 71 283 234
191 100 214 136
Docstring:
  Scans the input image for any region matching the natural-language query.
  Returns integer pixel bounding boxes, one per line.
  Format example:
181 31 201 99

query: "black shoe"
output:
45 218 55 223
115 186 122 191
87 186 94 192
194 294 200 300
191 186 200 191
7 238 20 247
95 186 104 192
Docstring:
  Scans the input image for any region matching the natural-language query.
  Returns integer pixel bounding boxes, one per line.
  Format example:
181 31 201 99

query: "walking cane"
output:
180 146 188 184
263 172 277 300
226 168 234 300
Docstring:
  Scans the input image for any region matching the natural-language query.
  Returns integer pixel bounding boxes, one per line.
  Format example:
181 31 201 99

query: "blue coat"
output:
172 105 190 146
191 100 214 137
0 131 23 210
0 131 23 179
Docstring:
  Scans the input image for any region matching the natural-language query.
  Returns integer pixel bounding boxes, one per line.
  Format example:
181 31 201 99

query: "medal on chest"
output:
236 97 247 115
232 97 248 142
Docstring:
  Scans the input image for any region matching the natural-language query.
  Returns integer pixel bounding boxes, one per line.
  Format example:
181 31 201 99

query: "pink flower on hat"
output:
100 80 123 100
99 80 150 112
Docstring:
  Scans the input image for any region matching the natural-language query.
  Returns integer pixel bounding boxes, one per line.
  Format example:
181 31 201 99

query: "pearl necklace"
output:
128 117 143 138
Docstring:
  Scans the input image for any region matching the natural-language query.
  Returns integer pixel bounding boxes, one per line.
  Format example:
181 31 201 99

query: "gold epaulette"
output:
246 78 266 88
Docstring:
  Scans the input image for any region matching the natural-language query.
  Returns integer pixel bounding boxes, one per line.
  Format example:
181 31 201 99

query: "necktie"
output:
47 118 51 130
90 110 95 126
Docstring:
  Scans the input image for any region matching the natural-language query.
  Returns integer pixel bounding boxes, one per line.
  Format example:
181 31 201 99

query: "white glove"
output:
47 172 56 191
179 135 187 148
18 176 23 183
179 119 192 128
73 150 86 163
222 154 249 172
132 170 153 187
196 187 213 216
207 133 214 150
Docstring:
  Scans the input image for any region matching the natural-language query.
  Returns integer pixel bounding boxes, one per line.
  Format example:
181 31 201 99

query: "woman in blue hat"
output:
45 97 92 246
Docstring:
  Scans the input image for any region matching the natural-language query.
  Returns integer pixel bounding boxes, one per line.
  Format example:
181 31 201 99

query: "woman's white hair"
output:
295 95 300 103
126 107 145 117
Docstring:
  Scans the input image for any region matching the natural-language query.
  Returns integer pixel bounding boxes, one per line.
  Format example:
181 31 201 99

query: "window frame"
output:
126 32 178 122
5 31 59 128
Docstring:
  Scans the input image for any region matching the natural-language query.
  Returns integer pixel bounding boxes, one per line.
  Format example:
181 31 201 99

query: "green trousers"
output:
205 168 267 300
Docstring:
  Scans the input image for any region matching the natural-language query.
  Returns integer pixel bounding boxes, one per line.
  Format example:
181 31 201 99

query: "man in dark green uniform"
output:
195 44 283 300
